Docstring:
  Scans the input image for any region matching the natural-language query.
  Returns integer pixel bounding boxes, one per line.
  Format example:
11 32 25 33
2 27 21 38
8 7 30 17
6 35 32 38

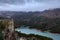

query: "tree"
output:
0 20 9 40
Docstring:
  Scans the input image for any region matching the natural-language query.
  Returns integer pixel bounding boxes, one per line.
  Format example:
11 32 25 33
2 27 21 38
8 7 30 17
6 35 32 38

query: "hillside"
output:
13 8 60 33
0 8 60 33
0 17 53 40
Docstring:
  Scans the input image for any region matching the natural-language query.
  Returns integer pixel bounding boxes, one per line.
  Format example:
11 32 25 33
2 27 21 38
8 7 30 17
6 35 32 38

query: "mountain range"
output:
0 8 60 33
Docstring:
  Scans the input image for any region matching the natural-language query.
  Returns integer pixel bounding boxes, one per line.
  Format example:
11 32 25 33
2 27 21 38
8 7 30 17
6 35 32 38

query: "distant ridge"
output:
0 8 60 18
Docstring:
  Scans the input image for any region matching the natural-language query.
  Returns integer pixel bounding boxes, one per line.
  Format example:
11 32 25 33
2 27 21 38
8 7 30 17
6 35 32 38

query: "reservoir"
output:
15 26 60 40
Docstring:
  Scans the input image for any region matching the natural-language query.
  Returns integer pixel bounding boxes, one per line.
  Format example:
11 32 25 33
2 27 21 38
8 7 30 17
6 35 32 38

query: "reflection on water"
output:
15 26 60 40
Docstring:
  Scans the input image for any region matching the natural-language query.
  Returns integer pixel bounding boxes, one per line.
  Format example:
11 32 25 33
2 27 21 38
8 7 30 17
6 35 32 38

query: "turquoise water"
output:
15 26 60 40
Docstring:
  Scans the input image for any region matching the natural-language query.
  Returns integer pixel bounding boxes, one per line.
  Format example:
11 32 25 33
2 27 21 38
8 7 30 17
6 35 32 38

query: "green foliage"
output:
0 20 9 31
0 32 3 40
0 21 4 40
0 21 4 31
14 15 60 33
16 31 53 40
0 20 9 40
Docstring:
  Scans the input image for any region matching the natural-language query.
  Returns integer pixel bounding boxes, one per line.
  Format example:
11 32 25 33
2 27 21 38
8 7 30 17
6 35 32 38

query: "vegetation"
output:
0 18 9 40
0 20 9 31
0 8 60 33
16 31 53 40
13 8 60 34
14 14 60 33
0 21 4 40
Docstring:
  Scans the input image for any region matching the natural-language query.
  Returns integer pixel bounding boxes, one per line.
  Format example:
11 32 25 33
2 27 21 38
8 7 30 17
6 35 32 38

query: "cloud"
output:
0 0 60 11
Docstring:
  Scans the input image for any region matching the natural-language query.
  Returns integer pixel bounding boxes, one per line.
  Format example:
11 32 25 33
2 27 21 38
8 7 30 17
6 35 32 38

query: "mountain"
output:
13 8 60 33
0 8 60 33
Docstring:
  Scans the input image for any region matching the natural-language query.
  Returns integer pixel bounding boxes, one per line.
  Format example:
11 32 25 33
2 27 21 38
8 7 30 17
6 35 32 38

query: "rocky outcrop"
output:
1 18 16 40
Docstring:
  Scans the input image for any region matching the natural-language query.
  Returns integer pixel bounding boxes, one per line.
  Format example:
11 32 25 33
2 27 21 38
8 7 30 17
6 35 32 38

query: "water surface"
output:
15 26 60 40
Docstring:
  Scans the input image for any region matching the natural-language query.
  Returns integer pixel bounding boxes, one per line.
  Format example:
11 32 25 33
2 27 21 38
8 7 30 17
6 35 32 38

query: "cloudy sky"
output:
0 0 60 11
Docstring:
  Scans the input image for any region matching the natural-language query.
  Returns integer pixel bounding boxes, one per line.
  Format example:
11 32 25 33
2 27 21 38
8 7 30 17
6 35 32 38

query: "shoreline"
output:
15 31 53 40
15 26 60 34
30 28 60 34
